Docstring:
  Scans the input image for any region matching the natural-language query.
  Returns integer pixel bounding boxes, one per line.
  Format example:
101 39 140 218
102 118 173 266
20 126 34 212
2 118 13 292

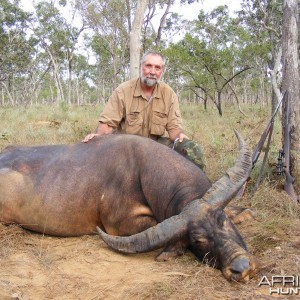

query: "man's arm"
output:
82 87 124 143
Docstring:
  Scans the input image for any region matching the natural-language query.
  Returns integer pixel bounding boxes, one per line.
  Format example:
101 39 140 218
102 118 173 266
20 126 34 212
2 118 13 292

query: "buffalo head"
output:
97 130 257 282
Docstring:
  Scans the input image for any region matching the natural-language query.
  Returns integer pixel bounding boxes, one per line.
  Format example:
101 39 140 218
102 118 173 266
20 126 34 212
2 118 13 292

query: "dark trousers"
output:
157 137 205 171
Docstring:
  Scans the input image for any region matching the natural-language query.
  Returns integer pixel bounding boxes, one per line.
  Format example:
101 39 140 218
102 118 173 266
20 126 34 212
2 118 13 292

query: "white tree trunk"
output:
129 0 148 79
281 0 300 198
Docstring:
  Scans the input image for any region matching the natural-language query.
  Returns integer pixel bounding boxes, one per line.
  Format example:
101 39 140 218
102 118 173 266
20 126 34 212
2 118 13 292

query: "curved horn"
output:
203 129 252 209
97 214 188 253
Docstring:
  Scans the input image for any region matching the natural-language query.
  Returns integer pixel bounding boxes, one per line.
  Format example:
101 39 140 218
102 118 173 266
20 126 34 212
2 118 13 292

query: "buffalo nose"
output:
230 257 251 281
231 257 250 272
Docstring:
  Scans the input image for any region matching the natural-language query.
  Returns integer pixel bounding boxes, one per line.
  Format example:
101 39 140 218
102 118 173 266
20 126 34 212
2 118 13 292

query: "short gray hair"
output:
141 51 166 67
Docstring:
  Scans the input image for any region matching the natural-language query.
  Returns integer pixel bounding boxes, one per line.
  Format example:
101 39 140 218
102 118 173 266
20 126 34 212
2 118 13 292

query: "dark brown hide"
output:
0 134 210 236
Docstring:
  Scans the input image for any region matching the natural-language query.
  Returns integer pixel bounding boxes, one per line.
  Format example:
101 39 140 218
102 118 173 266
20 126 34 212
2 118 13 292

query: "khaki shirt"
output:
99 78 183 139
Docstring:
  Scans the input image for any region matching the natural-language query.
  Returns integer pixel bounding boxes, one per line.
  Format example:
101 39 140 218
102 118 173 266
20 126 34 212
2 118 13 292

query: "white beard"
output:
142 76 158 87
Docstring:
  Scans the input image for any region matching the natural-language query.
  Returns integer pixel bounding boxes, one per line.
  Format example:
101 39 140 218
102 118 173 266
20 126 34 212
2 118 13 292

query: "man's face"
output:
141 54 164 87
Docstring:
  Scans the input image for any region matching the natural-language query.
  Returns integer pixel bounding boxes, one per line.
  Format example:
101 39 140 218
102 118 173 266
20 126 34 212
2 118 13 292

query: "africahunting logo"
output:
258 275 300 296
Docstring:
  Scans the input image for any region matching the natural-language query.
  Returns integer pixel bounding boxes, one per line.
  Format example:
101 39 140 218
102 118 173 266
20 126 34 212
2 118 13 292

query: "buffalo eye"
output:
216 211 227 228
197 237 209 246
189 230 209 247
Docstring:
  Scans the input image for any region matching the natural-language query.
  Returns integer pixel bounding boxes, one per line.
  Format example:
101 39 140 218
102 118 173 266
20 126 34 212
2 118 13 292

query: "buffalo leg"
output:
155 239 189 261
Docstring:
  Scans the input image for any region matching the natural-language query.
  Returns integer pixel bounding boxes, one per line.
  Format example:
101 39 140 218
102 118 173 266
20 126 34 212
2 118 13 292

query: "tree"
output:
0 0 34 105
129 0 148 78
281 0 299 200
33 0 83 105
166 6 251 115
238 0 283 109
77 0 131 91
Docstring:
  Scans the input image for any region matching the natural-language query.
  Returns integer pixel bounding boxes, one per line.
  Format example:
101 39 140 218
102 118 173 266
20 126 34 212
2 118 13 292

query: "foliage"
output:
0 0 36 82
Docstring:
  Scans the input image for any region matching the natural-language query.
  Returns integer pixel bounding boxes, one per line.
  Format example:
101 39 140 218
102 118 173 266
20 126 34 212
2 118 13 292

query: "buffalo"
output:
0 130 256 282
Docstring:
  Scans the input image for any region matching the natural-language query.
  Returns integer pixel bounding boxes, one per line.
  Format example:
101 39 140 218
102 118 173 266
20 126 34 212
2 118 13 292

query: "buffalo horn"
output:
97 214 188 253
203 129 252 209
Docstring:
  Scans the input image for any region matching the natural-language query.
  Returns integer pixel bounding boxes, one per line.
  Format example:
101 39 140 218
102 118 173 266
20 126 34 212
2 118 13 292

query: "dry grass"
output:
0 103 299 299
0 105 102 148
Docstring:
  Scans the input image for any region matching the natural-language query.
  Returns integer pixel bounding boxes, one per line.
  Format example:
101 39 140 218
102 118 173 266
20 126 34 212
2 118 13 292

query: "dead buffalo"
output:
0 130 256 282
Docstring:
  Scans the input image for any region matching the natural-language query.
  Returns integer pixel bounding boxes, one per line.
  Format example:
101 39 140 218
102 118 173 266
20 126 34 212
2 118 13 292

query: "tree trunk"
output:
47 49 65 104
281 0 300 200
67 49 73 105
129 0 148 79
1 82 14 106
155 0 173 47
269 46 282 113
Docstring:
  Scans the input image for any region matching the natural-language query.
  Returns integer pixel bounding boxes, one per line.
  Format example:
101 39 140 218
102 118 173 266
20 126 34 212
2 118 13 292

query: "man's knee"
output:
174 139 206 171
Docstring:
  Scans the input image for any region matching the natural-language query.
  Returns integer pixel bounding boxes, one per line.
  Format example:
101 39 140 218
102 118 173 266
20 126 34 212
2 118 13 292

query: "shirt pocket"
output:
150 111 168 136
126 112 143 135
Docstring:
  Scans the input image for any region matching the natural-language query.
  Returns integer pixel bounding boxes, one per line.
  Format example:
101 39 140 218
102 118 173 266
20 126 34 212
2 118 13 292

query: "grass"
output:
0 105 102 148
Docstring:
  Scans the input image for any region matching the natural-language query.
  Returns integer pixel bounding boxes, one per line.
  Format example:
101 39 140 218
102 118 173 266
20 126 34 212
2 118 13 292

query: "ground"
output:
1 194 300 300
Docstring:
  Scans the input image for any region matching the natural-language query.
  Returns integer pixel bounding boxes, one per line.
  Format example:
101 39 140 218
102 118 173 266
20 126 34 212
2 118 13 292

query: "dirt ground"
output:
1 195 300 300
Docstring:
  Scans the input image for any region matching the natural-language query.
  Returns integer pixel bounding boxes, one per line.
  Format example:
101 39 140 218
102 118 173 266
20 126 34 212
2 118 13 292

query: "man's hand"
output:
82 133 100 143
178 132 189 142
82 123 114 143
169 128 189 142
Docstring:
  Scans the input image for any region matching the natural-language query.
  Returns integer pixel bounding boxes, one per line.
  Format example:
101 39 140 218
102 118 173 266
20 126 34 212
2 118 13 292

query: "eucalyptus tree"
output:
75 0 199 96
72 53 96 105
142 0 194 50
130 0 148 78
76 0 132 91
0 0 34 105
238 0 299 198
131 0 193 77
238 0 283 108
281 0 299 200
33 0 83 105
166 6 251 116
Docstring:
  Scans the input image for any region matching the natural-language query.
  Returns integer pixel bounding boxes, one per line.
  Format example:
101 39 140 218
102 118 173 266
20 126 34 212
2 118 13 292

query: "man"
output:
82 51 205 170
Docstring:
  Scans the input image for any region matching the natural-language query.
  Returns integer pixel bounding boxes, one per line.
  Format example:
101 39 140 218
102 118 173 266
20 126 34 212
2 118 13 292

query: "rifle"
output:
277 91 297 201
235 91 286 198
